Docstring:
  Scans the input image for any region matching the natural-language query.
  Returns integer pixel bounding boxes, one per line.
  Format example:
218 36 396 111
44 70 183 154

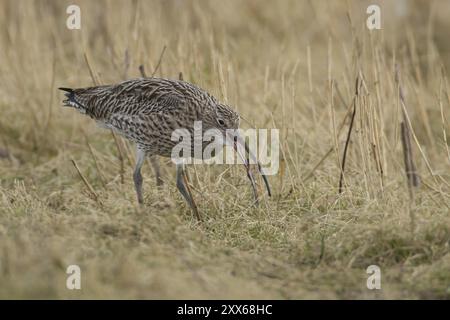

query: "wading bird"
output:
59 78 270 219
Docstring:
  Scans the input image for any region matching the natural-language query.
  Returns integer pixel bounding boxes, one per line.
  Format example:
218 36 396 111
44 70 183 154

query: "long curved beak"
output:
226 131 271 203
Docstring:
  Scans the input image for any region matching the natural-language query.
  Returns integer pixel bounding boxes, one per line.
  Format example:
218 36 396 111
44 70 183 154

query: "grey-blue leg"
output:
176 163 201 220
133 148 146 204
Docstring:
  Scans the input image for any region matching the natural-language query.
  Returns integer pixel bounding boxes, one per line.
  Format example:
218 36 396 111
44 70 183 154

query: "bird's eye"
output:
217 119 225 127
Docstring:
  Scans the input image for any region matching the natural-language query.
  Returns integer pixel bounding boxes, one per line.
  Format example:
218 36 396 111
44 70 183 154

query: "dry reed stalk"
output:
151 45 167 77
401 99 437 182
395 65 421 231
400 122 417 230
366 39 385 186
355 74 372 198
83 132 107 189
71 159 99 203
395 65 420 189
400 122 419 194
327 39 340 174
365 88 384 188
371 109 385 187
83 52 100 86
373 45 387 180
338 76 359 194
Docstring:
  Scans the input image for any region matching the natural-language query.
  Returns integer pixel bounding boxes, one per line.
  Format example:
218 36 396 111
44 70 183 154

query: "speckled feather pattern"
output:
61 78 240 157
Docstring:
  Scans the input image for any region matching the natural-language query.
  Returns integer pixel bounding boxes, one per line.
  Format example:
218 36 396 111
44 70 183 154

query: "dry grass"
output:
0 0 450 299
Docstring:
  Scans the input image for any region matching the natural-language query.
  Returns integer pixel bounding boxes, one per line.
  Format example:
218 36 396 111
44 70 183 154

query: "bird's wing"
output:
105 111 182 145
67 79 187 120
103 113 153 145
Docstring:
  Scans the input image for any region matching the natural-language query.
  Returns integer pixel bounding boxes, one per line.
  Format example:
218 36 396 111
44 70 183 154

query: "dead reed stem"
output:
83 52 100 86
83 133 107 189
338 76 359 194
151 45 167 77
395 65 420 231
71 159 100 203
400 122 418 194
395 65 420 189
400 122 417 230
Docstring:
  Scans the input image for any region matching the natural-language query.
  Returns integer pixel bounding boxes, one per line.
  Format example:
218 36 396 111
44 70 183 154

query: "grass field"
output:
0 0 450 299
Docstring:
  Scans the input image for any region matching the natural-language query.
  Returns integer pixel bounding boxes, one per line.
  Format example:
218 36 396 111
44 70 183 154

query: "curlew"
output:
59 77 270 219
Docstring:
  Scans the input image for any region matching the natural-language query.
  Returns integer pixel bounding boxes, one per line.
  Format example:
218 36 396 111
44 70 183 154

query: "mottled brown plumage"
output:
61 78 239 155
59 77 270 218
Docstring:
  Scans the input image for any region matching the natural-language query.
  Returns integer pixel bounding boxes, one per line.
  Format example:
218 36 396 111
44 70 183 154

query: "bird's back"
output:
62 78 217 119
60 77 218 156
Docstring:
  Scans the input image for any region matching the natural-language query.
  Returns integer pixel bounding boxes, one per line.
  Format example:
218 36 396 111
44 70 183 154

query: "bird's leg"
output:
133 148 146 204
176 163 201 220
150 156 163 186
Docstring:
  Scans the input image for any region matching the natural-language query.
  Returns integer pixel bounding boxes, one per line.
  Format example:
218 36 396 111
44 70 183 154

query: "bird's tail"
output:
58 87 87 113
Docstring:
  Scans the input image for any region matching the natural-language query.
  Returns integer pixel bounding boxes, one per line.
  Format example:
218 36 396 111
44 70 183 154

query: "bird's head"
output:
202 102 240 152
203 103 240 133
